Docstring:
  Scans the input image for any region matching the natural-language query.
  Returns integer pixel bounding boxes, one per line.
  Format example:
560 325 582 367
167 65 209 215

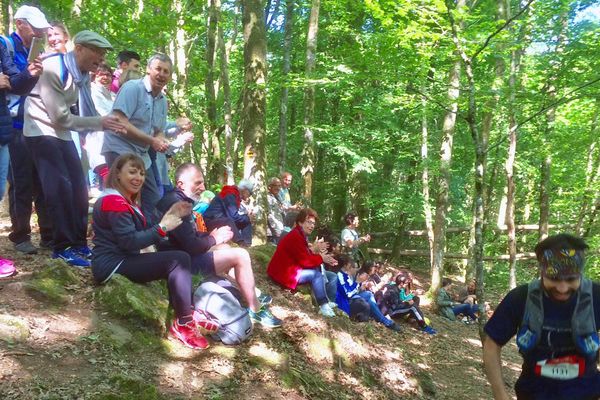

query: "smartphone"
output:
27 37 45 63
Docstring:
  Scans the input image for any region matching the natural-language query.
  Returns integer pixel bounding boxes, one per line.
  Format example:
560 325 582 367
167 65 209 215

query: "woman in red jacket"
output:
267 208 338 317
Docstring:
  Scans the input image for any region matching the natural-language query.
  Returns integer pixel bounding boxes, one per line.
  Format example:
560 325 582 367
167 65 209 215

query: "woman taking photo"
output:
91 154 217 350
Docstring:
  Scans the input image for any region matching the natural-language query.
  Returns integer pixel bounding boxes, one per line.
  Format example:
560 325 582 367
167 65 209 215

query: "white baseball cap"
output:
14 5 50 29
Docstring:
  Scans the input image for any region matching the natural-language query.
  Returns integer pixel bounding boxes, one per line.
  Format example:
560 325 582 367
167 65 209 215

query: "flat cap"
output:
73 30 113 50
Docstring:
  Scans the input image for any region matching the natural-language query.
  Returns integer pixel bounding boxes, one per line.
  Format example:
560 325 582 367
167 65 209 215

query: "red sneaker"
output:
170 320 210 350
192 310 219 335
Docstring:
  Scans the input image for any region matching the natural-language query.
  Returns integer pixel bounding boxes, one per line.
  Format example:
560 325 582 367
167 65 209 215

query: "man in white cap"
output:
0 5 52 256
23 30 125 267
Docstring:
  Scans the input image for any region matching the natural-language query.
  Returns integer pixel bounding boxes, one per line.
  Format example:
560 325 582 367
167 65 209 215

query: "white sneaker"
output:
328 302 338 309
319 303 336 317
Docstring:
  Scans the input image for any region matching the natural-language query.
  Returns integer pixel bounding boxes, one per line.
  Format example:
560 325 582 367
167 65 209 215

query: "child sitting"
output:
335 256 401 332
380 271 436 335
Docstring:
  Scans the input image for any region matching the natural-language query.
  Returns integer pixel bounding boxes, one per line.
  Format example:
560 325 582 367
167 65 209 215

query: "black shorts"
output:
190 252 216 277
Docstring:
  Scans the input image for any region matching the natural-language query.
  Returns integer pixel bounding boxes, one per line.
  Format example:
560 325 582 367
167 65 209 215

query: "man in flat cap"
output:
23 30 125 267
483 233 600 400
0 5 51 256
102 53 175 225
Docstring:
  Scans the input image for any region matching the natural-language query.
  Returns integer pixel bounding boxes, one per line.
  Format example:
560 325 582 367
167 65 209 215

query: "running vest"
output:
516 278 600 358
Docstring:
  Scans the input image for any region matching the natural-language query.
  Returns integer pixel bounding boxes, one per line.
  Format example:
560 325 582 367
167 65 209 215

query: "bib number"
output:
534 355 585 380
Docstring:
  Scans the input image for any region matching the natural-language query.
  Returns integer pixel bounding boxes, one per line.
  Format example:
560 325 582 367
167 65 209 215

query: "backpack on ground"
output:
193 277 253 345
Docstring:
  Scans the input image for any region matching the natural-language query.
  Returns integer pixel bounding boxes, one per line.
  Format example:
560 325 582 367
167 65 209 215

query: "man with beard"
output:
156 163 282 328
483 233 600 400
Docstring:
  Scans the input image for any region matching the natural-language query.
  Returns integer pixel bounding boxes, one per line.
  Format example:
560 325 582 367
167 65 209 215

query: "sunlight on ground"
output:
463 337 482 348
249 342 286 367
272 306 327 330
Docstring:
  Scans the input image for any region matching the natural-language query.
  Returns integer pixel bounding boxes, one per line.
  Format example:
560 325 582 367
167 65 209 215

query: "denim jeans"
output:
297 268 328 306
355 290 394 327
0 144 9 201
452 303 479 320
324 270 338 302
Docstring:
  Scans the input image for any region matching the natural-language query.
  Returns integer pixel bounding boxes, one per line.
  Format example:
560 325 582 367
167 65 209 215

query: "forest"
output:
0 0 599 398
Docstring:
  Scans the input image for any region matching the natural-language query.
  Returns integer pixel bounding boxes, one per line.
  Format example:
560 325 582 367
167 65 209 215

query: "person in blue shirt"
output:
483 233 600 400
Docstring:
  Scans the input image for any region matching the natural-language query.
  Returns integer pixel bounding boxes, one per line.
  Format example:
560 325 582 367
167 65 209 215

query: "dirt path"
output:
0 227 522 399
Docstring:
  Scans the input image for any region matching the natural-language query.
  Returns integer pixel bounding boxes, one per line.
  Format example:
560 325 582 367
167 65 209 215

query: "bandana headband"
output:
539 248 585 279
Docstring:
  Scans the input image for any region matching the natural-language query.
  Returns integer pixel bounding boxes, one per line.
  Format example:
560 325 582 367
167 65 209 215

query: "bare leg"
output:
212 248 261 312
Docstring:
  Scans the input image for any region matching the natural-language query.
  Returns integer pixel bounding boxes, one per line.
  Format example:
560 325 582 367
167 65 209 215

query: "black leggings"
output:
117 251 192 319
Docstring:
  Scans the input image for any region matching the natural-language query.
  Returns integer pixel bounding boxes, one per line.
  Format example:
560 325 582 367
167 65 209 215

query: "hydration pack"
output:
516 278 599 357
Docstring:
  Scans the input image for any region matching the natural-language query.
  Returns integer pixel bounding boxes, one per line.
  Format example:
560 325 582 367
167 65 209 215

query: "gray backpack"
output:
193 278 253 345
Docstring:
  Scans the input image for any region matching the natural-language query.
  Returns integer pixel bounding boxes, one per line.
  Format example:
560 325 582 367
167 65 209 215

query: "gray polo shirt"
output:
102 76 167 169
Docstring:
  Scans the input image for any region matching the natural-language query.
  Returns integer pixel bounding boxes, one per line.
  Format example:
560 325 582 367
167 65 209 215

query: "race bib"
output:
534 355 585 380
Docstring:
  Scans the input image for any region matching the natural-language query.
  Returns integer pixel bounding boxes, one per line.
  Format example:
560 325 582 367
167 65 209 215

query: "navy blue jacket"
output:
0 34 38 144
155 189 216 255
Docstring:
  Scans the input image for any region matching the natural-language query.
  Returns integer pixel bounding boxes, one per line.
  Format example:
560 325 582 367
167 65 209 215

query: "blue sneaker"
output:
248 307 282 328
53 248 91 268
74 245 92 260
422 325 437 335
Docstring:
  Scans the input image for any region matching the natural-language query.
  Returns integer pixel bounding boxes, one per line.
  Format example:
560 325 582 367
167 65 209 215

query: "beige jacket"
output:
24 54 102 140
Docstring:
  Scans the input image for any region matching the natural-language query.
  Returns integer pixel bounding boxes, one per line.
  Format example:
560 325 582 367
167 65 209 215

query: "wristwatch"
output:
157 224 167 237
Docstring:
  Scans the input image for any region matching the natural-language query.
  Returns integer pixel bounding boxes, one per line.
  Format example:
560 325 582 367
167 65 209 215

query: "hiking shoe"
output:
328 301 338 309
387 322 402 332
52 248 91 267
422 325 437 335
73 245 93 260
14 240 37 255
249 307 282 328
319 303 336 318
192 310 220 335
0 259 16 278
170 320 210 350
258 293 273 306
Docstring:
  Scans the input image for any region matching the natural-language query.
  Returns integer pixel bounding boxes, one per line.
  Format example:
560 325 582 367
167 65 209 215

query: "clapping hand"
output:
159 201 192 232
210 226 234 245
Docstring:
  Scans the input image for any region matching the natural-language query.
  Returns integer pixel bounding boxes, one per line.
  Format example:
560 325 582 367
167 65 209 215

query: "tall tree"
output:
241 0 269 243
301 0 320 203
278 0 294 173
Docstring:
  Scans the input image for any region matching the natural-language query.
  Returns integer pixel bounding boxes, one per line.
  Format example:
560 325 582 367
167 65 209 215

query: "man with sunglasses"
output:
483 234 600 400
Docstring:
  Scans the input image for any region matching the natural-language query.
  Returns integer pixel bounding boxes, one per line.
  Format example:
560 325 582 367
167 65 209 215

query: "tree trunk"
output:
539 6 568 241
576 100 600 235
205 0 221 183
218 24 235 185
430 0 464 293
241 0 268 244
301 0 320 204
278 0 294 174
420 87 435 268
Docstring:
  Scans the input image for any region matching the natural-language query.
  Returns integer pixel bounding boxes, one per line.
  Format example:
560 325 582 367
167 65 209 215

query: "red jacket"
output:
267 225 323 290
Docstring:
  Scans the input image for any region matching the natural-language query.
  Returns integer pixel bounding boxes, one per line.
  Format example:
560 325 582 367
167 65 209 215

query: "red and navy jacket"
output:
91 190 166 283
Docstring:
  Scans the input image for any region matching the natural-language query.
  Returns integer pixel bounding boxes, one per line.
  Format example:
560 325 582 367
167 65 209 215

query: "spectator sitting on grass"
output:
437 277 479 323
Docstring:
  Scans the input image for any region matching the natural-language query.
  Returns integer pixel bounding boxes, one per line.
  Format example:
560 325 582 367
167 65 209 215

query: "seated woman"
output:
203 180 254 246
91 154 218 350
335 256 401 332
437 278 479 323
380 271 436 334
267 208 338 317
341 212 370 266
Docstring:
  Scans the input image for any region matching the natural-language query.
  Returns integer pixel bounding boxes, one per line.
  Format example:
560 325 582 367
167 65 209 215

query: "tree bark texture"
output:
278 0 294 174
301 0 320 204
242 0 269 244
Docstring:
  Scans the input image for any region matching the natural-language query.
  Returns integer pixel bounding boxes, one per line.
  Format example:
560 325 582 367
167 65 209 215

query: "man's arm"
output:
112 109 168 151
482 336 512 400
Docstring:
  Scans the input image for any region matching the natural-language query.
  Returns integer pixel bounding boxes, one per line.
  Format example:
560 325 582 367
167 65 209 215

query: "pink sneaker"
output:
192 310 220 335
170 319 210 350
0 258 16 278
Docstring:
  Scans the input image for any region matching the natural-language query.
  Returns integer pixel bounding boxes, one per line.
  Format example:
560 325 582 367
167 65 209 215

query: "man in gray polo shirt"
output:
102 53 172 224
